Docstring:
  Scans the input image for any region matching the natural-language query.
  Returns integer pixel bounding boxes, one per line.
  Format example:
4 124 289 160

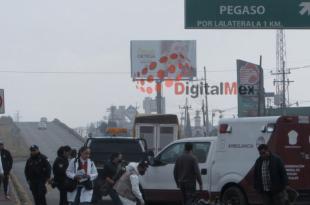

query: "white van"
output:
140 116 310 204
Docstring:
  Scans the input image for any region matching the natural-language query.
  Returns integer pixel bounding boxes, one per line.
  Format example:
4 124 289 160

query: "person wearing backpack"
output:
66 146 98 205
53 146 72 205
24 145 51 205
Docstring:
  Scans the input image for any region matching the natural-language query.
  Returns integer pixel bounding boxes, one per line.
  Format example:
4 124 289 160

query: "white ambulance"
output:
140 116 310 204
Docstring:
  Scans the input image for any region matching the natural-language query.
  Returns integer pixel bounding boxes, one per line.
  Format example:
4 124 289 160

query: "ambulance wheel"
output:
221 186 247 205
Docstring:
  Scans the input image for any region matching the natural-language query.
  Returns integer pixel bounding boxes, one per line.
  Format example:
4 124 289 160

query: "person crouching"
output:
114 161 148 205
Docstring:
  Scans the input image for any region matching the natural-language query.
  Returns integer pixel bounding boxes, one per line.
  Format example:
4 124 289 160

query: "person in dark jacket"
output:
174 142 203 205
53 146 72 205
254 144 288 205
0 141 13 199
102 153 124 205
25 145 51 205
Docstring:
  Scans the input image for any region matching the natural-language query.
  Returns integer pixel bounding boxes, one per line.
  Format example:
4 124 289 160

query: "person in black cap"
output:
24 145 51 205
0 140 13 200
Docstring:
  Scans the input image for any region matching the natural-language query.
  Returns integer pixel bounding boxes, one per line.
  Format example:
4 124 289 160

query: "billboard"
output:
237 60 265 117
131 40 197 81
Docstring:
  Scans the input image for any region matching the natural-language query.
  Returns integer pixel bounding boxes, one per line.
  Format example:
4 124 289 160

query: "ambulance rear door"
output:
271 116 310 192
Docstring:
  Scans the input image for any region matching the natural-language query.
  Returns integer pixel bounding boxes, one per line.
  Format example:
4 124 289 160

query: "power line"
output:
289 65 310 70
202 64 310 73
0 64 309 75
0 70 129 75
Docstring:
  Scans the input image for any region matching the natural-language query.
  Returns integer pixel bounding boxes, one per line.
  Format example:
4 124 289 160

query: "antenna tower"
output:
273 30 292 109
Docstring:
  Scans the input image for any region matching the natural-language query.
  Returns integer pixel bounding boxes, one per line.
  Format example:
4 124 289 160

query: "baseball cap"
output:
30 144 39 151
138 160 149 169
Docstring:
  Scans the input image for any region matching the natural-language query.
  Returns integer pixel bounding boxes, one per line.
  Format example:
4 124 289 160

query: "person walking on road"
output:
0 153 3 177
114 161 149 205
174 142 203 205
53 145 72 205
254 144 289 205
66 146 98 205
24 145 51 205
0 141 13 200
99 153 124 205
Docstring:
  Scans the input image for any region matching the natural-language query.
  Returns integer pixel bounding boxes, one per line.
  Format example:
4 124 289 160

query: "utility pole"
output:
156 80 162 114
15 111 21 122
179 98 192 123
201 99 207 136
134 103 139 116
179 98 192 138
203 67 209 134
272 61 294 114
258 56 262 116
258 55 265 116
180 112 185 128
282 61 286 109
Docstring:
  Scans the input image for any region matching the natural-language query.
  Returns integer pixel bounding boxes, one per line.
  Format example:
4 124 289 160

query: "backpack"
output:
64 158 79 192
64 158 95 191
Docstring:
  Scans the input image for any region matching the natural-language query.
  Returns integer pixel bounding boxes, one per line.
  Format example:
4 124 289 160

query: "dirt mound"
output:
0 116 28 158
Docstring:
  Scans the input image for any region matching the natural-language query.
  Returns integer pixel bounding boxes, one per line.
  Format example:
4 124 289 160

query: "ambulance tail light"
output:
219 124 232 134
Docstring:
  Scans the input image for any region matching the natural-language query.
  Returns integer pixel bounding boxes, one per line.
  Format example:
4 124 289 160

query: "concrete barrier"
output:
9 179 21 205
10 173 32 205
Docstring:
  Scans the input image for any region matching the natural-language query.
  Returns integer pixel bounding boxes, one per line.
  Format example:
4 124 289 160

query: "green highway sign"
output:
185 0 310 29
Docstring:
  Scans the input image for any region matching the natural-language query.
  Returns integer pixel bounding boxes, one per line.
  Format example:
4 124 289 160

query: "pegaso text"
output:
219 5 266 15
195 5 280 28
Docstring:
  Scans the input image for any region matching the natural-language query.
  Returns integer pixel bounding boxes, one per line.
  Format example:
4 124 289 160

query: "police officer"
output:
24 145 51 205
0 141 13 199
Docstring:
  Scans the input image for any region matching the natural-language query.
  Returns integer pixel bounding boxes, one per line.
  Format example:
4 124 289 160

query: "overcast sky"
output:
0 0 310 127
